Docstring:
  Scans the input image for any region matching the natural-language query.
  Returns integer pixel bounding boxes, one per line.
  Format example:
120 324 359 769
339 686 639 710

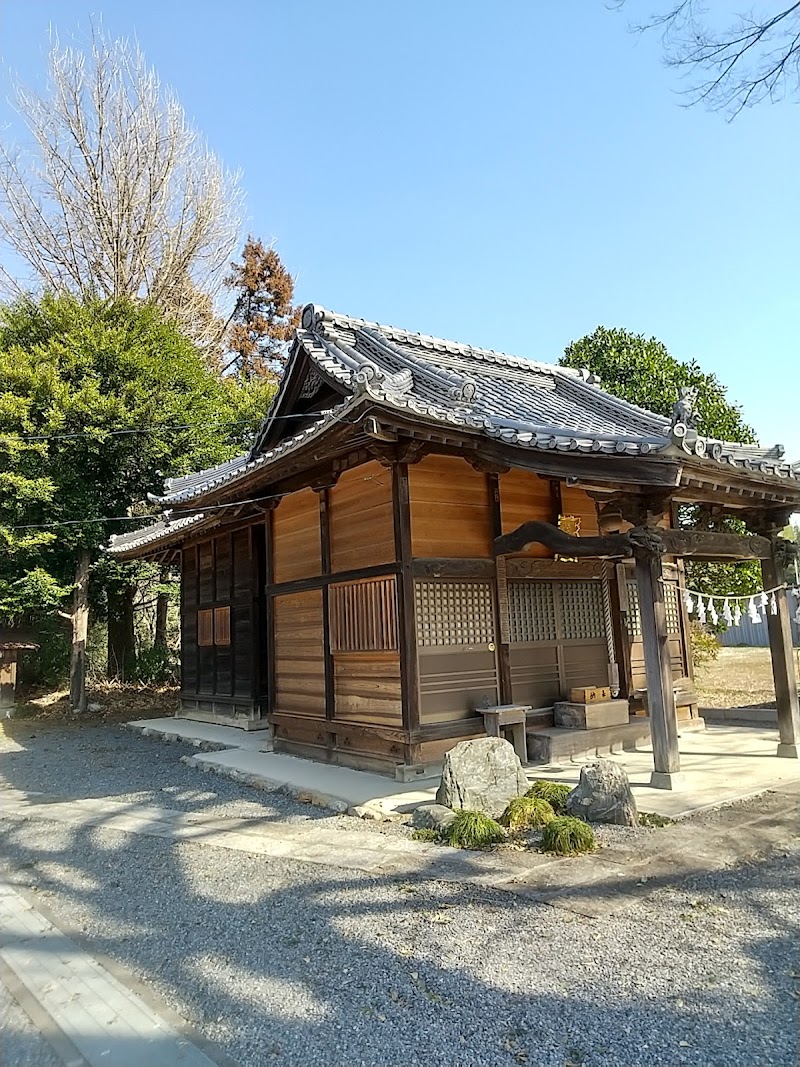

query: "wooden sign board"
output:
569 685 612 704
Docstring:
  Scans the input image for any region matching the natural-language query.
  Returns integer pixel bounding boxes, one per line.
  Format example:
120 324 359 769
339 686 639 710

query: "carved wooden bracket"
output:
469 457 511 475
494 520 773 561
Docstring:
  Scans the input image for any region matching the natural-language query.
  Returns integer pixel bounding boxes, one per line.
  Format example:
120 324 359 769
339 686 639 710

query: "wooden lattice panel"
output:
329 577 398 653
559 581 606 640
626 580 682 638
415 580 495 648
508 582 557 643
664 583 682 635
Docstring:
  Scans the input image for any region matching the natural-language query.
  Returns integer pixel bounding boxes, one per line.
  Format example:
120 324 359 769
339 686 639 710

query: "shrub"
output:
411 828 441 843
525 780 571 814
129 645 178 686
541 816 596 856
500 796 556 832
689 620 720 667
445 810 506 849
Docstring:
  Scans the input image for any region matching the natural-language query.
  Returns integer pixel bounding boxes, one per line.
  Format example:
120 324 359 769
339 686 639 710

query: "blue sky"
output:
1 1 797 455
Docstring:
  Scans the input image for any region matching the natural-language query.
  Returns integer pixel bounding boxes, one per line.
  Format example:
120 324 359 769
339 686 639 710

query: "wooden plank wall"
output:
273 488 322 583
333 651 402 726
330 461 395 572
409 456 492 557
273 589 326 717
498 469 552 557
560 484 600 536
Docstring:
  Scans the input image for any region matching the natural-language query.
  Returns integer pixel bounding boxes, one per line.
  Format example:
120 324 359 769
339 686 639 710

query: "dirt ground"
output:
14 682 179 723
694 646 787 708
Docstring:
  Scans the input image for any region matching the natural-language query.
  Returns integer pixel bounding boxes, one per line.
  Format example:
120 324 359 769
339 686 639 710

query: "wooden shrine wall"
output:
180 522 264 721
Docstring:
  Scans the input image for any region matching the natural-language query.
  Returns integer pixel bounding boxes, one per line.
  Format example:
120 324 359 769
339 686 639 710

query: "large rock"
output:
436 737 528 818
411 803 457 832
565 759 638 826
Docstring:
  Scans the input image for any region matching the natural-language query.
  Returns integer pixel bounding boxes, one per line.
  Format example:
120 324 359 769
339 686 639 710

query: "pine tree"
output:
224 237 300 382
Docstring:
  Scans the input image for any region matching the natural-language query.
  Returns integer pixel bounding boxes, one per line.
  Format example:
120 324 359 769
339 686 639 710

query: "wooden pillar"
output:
761 550 800 758
318 488 336 734
634 548 682 788
392 463 421 757
263 508 276 718
488 473 513 705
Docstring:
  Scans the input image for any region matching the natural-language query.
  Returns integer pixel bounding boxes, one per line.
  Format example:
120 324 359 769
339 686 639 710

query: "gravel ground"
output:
0 720 413 836
1 721 798 1067
2 817 797 1067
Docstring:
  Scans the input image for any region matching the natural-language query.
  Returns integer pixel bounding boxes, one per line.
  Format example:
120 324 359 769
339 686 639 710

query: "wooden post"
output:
761 551 800 758
69 549 90 715
634 549 682 788
488 473 513 705
318 488 335 730
392 463 421 754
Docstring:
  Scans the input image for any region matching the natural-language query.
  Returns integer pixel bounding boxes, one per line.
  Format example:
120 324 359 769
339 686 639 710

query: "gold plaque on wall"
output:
556 514 581 562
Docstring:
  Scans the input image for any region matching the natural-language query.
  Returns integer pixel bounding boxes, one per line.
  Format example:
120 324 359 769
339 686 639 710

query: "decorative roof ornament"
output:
577 367 601 386
669 386 701 453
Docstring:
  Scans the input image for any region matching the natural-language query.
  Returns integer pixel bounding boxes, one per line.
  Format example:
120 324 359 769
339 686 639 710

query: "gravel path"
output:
1 721 798 1067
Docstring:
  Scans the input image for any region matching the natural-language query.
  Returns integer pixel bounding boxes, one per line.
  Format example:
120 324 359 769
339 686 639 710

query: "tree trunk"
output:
154 566 169 651
107 582 136 681
69 549 90 714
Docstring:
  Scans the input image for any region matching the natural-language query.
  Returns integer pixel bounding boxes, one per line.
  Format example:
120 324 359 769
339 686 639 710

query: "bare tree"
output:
616 2 800 115
0 29 244 343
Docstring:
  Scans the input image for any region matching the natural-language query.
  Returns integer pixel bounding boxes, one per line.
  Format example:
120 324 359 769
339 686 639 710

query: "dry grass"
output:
14 683 179 723
694 647 789 709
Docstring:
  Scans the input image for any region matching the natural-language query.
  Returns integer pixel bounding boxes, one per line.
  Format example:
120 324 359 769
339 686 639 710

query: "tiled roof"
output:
107 513 208 556
109 303 798 556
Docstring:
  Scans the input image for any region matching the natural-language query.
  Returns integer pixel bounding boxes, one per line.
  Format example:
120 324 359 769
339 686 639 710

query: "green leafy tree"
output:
559 326 760 602
0 293 275 704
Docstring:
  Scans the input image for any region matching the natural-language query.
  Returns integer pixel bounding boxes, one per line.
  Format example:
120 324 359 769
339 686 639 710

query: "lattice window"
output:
559 581 606 640
508 582 557 642
664 583 682 635
197 609 214 647
329 577 398 653
625 580 681 638
415 580 495 648
625 582 642 638
214 606 231 647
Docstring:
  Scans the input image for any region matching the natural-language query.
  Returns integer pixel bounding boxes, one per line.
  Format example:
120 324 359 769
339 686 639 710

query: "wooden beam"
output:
392 463 421 739
634 550 681 787
494 520 774 562
495 521 633 558
761 549 800 758
413 558 496 579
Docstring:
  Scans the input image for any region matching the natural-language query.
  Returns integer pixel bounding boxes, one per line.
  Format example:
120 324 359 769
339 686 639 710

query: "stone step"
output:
526 719 652 764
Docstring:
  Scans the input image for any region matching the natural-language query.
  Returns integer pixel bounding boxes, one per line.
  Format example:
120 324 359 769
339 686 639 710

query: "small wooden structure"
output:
0 628 39 716
109 304 800 786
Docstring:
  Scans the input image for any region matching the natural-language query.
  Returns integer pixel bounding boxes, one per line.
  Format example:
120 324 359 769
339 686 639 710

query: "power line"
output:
0 410 332 443
7 493 286 532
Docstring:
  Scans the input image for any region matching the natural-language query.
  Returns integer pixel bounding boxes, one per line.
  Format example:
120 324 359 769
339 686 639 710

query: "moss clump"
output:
411 827 441 842
445 810 506 849
639 811 673 828
525 780 572 814
541 816 596 856
500 795 556 832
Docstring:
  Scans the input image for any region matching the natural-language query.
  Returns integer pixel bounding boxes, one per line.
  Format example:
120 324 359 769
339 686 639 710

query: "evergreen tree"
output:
0 293 275 704
223 237 300 382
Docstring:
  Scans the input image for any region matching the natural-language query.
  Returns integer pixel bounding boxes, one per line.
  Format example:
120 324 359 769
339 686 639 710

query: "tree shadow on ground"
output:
0 724 798 1067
